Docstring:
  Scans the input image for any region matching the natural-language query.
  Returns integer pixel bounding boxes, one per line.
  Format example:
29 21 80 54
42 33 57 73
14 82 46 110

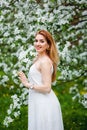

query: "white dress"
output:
28 64 64 130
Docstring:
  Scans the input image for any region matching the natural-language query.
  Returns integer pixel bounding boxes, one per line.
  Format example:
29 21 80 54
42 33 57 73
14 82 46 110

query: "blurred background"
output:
0 0 87 130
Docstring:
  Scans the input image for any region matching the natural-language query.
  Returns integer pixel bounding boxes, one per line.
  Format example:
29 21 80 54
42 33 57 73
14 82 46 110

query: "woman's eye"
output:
40 40 44 43
35 39 38 42
34 39 45 43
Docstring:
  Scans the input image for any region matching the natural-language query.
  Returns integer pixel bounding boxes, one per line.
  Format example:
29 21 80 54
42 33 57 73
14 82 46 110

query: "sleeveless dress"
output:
28 64 64 130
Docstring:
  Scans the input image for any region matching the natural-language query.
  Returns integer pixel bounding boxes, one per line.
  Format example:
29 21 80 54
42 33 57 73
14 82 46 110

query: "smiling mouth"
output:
35 46 42 50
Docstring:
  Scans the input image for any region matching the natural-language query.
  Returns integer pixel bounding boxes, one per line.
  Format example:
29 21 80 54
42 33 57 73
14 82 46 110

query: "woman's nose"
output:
36 41 40 45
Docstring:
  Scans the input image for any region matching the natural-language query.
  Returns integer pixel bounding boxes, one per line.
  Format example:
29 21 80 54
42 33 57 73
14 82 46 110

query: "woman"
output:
18 30 64 130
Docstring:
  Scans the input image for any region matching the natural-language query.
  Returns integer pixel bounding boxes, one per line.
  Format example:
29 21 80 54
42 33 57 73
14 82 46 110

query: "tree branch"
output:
57 70 87 83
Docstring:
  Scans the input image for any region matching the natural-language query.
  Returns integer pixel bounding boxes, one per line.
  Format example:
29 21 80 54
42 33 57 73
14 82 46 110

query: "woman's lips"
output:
35 46 41 50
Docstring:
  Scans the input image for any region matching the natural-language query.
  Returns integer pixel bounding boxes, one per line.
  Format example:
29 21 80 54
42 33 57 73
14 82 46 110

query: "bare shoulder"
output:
40 56 53 69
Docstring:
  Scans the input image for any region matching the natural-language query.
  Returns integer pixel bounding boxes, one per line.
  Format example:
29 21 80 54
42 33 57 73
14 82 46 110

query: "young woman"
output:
18 30 64 130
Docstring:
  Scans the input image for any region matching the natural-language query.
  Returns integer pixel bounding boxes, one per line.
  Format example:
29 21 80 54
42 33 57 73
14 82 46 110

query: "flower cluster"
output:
69 83 87 108
0 0 86 127
3 88 28 127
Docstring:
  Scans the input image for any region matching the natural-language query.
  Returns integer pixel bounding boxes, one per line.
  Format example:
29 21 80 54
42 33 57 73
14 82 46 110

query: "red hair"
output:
36 30 59 82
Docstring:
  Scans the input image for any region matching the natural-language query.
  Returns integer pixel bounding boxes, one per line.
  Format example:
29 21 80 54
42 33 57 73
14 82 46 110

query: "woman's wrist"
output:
24 82 34 89
23 82 30 88
29 83 34 89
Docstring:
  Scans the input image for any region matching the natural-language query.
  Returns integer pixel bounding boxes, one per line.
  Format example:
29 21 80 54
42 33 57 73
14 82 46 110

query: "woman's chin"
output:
36 49 42 53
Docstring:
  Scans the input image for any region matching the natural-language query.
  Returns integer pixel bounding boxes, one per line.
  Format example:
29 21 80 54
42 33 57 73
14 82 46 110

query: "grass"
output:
0 78 87 130
0 85 28 130
54 81 87 130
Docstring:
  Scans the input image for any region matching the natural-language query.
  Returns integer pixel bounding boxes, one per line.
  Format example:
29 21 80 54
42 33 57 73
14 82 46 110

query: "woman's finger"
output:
17 71 24 76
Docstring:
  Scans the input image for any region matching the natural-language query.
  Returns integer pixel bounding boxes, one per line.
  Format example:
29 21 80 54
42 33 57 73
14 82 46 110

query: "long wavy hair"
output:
35 30 59 82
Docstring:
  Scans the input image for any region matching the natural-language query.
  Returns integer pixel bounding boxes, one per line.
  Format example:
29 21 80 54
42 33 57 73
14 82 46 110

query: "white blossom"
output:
3 116 14 127
14 111 20 118
1 0 86 127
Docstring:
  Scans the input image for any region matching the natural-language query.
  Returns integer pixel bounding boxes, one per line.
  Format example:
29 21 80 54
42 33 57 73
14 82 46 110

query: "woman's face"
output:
34 34 49 54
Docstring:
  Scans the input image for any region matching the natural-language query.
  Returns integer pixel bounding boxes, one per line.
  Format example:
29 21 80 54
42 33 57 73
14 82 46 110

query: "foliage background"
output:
0 0 87 130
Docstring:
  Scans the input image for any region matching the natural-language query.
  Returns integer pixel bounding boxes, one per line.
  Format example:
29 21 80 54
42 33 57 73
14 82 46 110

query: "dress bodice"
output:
28 63 53 86
28 64 43 86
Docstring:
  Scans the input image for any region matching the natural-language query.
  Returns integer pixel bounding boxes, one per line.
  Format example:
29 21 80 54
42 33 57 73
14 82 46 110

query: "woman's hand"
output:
18 71 30 88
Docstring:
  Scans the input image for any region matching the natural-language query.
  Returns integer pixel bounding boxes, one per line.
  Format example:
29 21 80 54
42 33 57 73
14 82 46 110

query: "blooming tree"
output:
0 0 87 127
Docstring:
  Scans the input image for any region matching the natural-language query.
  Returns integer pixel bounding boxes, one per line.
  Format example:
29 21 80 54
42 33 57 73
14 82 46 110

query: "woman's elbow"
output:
46 87 51 93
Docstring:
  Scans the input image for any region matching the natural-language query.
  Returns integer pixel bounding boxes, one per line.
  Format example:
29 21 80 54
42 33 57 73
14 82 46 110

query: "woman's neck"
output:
33 52 47 63
37 52 47 58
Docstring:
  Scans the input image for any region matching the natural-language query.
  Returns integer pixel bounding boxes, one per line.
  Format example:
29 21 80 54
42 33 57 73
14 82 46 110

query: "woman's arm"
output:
18 58 53 93
32 58 52 93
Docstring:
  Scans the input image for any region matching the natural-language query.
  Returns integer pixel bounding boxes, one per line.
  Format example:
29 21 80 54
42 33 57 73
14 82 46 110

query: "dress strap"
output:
51 65 54 74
